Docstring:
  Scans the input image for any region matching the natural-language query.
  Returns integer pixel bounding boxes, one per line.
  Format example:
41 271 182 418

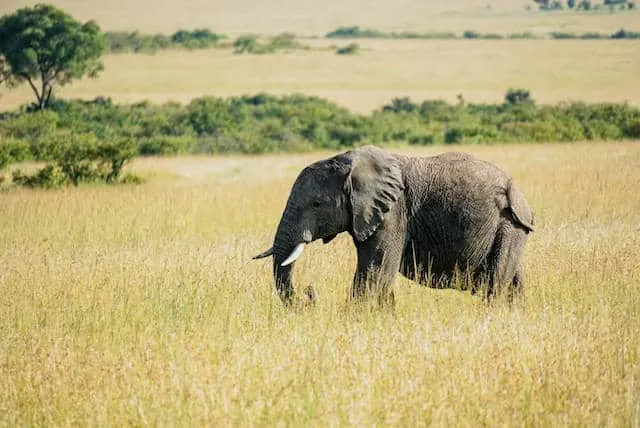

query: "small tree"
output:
336 43 360 55
505 88 534 106
233 35 259 54
577 0 592 10
0 4 105 110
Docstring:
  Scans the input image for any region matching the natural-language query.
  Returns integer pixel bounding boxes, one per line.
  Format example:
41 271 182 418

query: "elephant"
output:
253 145 534 306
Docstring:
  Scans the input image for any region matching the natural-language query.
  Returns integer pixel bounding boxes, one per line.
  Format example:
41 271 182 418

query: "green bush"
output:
0 138 31 167
105 31 172 53
610 29 640 39
444 128 463 144
408 133 436 145
580 32 605 40
269 33 308 50
0 145 9 170
139 136 194 155
505 88 534 106
95 138 137 182
12 164 67 188
0 110 59 141
462 31 503 40
233 35 275 54
49 133 101 185
11 132 137 188
336 43 360 55
508 32 536 40
550 32 578 40
326 26 385 38
105 29 226 53
1 91 638 166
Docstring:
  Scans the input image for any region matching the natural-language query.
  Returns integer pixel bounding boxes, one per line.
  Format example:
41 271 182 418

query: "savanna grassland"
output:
1 0 640 425
2 0 640 34
2 40 640 112
2 0 640 112
1 142 639 425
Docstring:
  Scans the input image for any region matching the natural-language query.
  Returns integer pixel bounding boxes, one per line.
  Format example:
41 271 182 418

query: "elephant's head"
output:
253 146 404 304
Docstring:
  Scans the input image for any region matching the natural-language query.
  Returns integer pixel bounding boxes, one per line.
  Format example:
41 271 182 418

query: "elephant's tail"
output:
507 180 535 233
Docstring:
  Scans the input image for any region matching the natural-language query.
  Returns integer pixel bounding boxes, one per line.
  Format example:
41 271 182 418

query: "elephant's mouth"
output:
281 230 341 265
252 230 337 305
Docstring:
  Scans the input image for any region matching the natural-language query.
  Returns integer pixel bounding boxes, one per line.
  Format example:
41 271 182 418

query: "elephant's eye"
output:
312 200 322 208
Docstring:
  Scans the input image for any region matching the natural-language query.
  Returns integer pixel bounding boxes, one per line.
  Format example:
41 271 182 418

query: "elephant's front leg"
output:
351 232 404 306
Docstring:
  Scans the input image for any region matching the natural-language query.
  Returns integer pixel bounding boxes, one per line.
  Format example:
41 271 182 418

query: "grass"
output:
1 0 639 34
0 142 639 425
2 40 639 112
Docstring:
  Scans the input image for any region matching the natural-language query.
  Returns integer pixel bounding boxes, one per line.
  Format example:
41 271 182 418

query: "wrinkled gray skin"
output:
254 146 534 306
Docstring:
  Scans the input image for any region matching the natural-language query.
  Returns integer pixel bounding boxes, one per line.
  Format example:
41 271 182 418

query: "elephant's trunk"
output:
271 212 311 305
273 254 295 304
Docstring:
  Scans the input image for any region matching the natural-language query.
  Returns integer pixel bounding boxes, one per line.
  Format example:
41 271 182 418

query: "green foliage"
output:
610 29 640 39
326 26 385 38
505 88 534 106
94 138 138 182
104 29 316 55
10 132 137 188
233 35 268 54
105 29 226 53
268 33 308 51
325 26 637 41
172 28 225 49
105 31 171 53
336 43 360 55
139 136 194 156
508 32 537 40
577 0 592 10
580 32 605 39
0 4 105 110
382 97 419 114
0 91 638 168
444 128 463 144
0 138 30 169
232 34 308 55
12 164 67 188
550 32 578 39
463 31 504 40
539 0 564 9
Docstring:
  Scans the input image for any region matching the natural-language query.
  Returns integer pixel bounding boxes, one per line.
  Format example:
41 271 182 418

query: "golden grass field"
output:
2 40 640 112
1 0 639 425
1 142 639 425
1 0 639 34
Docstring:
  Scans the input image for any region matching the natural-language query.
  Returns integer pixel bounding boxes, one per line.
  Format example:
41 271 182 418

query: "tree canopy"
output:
0 4 105 110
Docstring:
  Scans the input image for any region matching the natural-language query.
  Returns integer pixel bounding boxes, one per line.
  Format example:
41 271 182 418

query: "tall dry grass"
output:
0 142 638 425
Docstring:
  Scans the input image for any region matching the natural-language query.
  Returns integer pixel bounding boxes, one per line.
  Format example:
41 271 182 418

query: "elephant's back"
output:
402 152 509 272
403 152 511 208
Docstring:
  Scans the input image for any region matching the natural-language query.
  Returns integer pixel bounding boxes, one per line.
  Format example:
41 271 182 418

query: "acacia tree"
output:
0 4 105 110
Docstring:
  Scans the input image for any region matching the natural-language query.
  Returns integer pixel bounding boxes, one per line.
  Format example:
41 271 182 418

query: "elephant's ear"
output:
347 146 404 242
508 181 535 233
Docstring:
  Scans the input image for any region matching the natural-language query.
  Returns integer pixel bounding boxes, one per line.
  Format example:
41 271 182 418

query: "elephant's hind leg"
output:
485 221 527 301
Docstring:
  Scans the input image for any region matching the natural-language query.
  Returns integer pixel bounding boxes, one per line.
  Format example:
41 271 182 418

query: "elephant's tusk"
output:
252 247 273 259
281 243 305 266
